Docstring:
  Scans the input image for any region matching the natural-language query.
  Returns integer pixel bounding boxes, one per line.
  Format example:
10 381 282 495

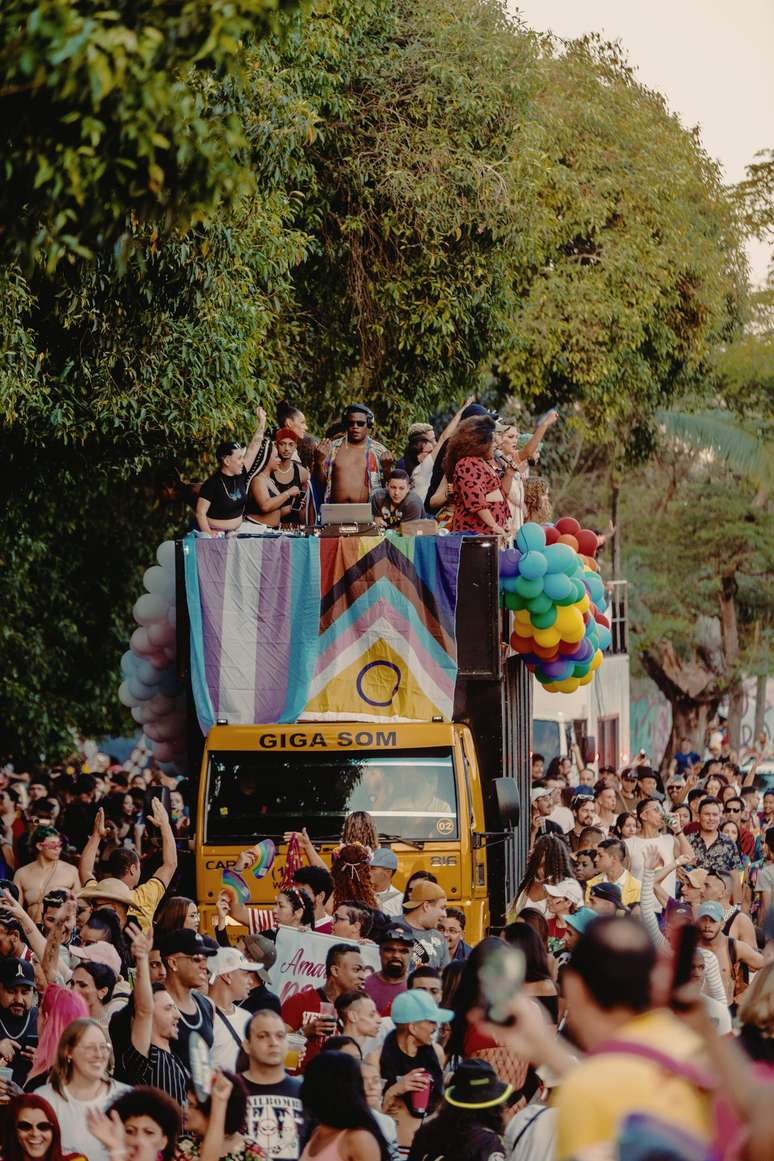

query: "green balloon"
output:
504 591 520 610
527 593 553 614
532 608 558 630
573 661 591 678
514 575 544 599
555 590 578 607
571 578 586 602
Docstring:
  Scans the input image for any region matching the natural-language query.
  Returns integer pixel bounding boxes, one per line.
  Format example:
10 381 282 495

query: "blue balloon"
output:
543 572 573 602
501 575 520 593
519 551 548 580
120 650 135 677
499 548 521 578
127 675 160 702
597 625 612 652
543 543 576 574
516 522 547 553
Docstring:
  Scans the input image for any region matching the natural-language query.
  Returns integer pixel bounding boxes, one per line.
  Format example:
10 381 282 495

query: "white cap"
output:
209 946 263 980
531 787 552 802
543 879 584 907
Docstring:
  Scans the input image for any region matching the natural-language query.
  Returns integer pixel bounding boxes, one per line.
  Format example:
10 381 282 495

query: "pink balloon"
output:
143 722 163 742
147 621 175 648
149 652 167 668
152 741 176 762
130 627 153 656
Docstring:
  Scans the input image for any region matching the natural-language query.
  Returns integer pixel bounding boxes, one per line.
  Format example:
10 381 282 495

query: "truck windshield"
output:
204 748 458 843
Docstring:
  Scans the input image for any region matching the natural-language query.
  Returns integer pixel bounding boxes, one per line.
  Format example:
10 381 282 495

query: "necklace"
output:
220 473 243 503
0 1010 31 1040
178 997 203 1031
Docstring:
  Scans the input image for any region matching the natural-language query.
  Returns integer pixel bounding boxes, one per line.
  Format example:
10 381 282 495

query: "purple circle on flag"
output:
356 660 402 707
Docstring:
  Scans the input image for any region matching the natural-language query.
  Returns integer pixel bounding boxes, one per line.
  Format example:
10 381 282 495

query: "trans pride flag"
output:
183 533 463 730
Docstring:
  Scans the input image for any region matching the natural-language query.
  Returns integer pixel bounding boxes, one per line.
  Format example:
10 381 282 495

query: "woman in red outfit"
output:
444 415 514 537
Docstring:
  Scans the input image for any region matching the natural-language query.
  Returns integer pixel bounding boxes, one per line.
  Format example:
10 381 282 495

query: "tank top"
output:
300 1130 346 1160
244 474 280 521
270 461 305 524
170 991 214 1073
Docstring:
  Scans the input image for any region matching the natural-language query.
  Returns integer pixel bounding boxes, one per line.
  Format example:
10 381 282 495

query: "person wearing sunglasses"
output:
315 404 393 506
12 829 79 925
2 1093 87 1161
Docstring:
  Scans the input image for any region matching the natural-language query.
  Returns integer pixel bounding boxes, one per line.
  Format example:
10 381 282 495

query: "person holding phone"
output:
0 958 38 1087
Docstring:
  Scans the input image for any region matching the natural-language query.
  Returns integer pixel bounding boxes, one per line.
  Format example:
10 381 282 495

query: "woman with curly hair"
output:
331 844 377 909
506 834 577 921
443 415 514 538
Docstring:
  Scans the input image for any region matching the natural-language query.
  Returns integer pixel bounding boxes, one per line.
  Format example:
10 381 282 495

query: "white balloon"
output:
130 627 154 656
143 565 170 596
133 593 169 626
144 722 163 742
166 605 176 629
156 541 176 570
118 681 136 708
131 705 150 724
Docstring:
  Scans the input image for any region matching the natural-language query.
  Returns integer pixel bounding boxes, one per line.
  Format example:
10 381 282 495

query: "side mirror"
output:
492 777 519 830
582 735 597 766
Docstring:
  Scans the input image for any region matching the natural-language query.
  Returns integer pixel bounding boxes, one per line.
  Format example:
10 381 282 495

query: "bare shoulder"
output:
343 1129 380 1161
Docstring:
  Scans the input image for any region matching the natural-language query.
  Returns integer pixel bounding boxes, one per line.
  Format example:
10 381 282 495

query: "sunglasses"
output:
347 418 367 427
17 1121 54 1133
725 806 742 813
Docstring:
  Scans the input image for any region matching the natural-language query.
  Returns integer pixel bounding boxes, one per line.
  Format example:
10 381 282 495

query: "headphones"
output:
343 403 374 429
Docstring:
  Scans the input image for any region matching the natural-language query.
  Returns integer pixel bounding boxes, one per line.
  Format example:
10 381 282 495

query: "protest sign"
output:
267 926 380 1005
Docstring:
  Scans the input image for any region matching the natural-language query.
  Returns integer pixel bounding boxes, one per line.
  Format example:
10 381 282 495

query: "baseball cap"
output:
0 957 35 988
391 988 453 1025
531 787 552 803
403 881 446 911
698 901 724 922
407 423 434 439
565 907 597 935
589 881 623 906
379 920 415 945
571 786 595 801
543 879 584 907
69 941 122 976
683 867 709 890
209 946 264 980
370 848 398 872
159 930 218 958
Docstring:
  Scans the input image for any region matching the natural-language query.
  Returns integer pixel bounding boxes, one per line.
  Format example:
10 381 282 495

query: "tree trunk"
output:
640 642 722 773
719 571 744 754
610 468 621 582
754 671 767 746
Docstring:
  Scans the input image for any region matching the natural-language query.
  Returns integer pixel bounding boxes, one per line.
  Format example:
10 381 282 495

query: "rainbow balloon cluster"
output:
500 517 612 694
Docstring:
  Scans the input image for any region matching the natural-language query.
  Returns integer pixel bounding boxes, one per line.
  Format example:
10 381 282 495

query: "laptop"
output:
320 503 373 525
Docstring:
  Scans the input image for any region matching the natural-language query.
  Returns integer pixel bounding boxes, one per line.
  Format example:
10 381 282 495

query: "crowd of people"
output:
192 399 560 538
0 733 773 1161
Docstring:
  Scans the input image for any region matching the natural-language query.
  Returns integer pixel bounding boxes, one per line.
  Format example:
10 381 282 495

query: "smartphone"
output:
145 786 171 818
671 924 700 1002
0 1065 13 1104
478 943 525 1025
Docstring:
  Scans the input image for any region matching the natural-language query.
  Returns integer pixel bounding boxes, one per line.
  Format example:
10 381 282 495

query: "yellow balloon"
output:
577 593 590 614
513 619 534 639
555 606 585 643
578 672 593 685
556 677 580 694
514 610 532 627
543 682 559 693
590 649 603 671
534 626 561 648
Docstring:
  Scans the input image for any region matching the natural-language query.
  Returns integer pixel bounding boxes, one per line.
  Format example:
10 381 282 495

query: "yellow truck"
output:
179 535 531 938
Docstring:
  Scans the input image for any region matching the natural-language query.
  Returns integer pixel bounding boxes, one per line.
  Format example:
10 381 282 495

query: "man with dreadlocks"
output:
506 834 577 921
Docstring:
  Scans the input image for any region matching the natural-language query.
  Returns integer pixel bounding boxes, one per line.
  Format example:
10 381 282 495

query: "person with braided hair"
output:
507 835 577 921
331 844 377 910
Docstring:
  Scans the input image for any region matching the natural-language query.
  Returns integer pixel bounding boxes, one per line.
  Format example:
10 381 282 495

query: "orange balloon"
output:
557 534 580 551
533 643 559 660
511 634 534 654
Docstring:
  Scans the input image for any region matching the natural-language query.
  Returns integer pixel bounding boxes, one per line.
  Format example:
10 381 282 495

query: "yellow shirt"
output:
553 1010 713 1161
82 875 166 933
586 869 642 906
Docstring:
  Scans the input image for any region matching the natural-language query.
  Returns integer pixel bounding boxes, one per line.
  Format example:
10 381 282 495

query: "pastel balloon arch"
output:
500 518 612 693
118 540 185 765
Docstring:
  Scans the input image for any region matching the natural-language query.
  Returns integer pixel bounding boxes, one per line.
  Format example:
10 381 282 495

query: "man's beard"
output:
382 960 406 980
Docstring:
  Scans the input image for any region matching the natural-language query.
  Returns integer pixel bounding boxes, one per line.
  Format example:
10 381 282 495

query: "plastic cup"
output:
410 1071 432 1115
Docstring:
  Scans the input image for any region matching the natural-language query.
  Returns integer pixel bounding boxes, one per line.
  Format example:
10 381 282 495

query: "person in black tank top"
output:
159 930 217 1074
272 427 310 525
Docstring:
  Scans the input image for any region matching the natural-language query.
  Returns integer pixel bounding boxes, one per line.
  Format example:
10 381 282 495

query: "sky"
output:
509 0 772 286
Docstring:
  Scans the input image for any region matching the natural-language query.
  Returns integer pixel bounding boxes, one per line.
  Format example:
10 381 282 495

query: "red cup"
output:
410 1071 432 1115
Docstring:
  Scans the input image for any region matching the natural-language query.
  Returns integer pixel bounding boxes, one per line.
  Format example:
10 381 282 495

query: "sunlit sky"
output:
510 0 772 286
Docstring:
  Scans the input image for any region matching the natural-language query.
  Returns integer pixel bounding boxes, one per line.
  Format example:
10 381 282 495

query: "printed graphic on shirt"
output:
246 1093 303 1160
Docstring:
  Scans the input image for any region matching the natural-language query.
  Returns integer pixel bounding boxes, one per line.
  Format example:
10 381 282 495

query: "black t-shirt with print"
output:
243 1075 304 1160
199 468 250 521
408 1121 505 1161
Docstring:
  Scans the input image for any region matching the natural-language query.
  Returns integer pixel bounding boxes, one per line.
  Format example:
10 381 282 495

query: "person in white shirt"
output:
369 849 403 917
37 1018 128 1161
625 797 693 910
209 947 264 1072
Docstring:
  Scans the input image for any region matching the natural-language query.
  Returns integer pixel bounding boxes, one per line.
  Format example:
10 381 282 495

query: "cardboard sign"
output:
267 926 380 1005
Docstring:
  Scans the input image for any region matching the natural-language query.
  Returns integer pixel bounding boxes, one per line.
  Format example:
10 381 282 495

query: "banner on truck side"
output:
267 926 381 1005
183 533 463 727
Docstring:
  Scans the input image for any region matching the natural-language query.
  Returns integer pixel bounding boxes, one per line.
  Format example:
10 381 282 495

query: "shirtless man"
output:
702 870 757 947
315 403 392 504
697 900 763 1008
13 826 79 922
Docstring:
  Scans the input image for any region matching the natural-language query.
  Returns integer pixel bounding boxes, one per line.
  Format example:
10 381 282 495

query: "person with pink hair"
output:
27 985 89 1087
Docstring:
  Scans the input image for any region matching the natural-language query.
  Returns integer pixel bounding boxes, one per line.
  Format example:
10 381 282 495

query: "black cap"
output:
379 920 415 945
159 930 218 958
589 881 623 905
0 957 35 988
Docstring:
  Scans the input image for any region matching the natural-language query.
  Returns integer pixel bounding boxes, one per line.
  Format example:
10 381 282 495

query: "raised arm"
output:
431 396 475 457
200 1071 234 1161
639 864 670 951
149 797 178 889
516 409 558 464
242 407 267 474
1 889 46 963
128 925 154 1057
80 808 106 885
42 897 75 985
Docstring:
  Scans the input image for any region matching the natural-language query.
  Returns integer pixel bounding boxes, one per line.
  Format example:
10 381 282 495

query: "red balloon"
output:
543 525 560 545
557 534 579 551
511 633 534 654
534 643 559 660
556 516 581 535
576 529 599 557
595 613 610 629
